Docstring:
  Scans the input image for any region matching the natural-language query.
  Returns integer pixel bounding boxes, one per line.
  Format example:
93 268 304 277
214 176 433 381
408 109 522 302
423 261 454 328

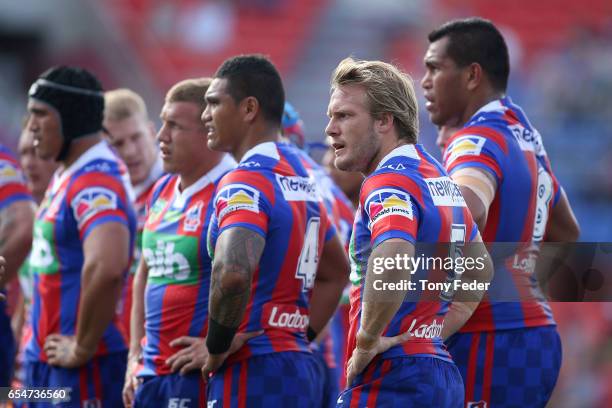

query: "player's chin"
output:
334 155 358 173
206 137 223 152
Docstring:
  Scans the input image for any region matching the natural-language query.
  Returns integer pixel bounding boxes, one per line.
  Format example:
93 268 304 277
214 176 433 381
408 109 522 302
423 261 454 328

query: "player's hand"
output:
44 334 91 368
345 330 411 388
122 353 143 408
0 256 6 300
201 330 263 380
166 336 208 375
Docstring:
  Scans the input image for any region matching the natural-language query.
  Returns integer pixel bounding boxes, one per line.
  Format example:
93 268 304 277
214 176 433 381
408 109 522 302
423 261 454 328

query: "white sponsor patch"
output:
215 183 260 220
508 124 547 157
406 318 443 339
275 174 320 202
364 188 414 228
425 177 466 207
444 135 486 166
267 306 310 330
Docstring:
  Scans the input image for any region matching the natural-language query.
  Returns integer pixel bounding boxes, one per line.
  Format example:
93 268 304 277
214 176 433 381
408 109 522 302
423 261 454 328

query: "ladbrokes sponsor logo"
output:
425 176 466 207
263 304 310 331
275 174 319 202
406 318 443 339
215 183 260 220
71 186 118 226
365 188 414 228
444 135 486 166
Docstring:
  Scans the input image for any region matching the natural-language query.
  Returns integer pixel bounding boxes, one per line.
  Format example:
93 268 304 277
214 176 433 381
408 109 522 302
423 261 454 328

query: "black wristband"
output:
307 326 318 342
206 319 237 354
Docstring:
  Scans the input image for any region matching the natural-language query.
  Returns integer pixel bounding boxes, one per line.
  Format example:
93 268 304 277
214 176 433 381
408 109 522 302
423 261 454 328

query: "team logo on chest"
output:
364 188 414 228
184 201 203 232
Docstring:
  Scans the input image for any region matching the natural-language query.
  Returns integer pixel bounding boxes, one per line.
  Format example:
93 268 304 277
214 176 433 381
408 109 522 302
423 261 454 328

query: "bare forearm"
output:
208 228 264 328
76 263 123 354
443 237 493 338
129 261 147 355
309 279 345 333
309 235 349 333
360 240 413 338
441 301 478 340
0 202 34 284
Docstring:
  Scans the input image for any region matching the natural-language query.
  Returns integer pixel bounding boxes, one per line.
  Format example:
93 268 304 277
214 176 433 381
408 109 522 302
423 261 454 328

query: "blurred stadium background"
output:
0 1 610 406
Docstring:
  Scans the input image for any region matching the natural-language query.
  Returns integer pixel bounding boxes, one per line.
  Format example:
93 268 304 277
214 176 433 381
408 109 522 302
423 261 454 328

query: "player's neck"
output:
462 90 505 124
61 133 102 169
231 122 281 162
364 137 409 176
178 153 224 191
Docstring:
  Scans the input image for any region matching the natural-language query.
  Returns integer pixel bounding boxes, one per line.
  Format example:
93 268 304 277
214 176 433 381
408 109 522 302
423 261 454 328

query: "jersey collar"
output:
173 154 236 207
51 141 114 195
375 144 420 170
240 141 280 163
471 96 512 119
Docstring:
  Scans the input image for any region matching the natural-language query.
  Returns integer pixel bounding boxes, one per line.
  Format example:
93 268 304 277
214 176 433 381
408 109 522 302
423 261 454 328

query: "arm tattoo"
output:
209 227 265 328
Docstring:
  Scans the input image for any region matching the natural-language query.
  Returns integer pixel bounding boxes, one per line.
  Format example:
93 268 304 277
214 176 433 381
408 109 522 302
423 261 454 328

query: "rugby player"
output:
0 137 34 387
24 66 136 407
421 17 580 407
104 88 164 340
283 101 355 406
201 54 349 406
122 78 236 408
11 121 59 385
326 57 493 407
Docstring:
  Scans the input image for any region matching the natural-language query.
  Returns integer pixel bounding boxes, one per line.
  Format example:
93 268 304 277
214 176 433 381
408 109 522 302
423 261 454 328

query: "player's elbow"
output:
215 264 252 296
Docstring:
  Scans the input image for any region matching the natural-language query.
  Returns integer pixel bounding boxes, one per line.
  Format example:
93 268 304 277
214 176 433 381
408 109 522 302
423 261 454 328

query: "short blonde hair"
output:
165 78 212 115
331 57 419 143
104 88 148 122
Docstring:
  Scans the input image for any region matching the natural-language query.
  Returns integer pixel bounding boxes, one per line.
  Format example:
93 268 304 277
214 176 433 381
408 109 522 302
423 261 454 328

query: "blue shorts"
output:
312 345 340 408
0 301 16 386
23 351 126 407
446 326 562 408
337 356 464 408
134 372 206 408
207 351 323 407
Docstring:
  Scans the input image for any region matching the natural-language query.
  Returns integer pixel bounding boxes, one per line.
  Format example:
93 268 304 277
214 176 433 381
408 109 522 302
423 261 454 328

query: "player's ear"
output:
375 112 394 134
242 96 259 123
466 63 483 91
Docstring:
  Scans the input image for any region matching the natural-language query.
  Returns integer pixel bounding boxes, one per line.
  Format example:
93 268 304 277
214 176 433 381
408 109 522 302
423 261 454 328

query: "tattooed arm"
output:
202 226 265 377
0 201 34 288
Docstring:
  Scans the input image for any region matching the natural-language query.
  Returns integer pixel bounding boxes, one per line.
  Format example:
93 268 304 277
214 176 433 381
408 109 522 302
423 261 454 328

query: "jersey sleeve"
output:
360 173 420 247
68 172 132 240
212 170 274 238
0 152 33 210
443 126 508 185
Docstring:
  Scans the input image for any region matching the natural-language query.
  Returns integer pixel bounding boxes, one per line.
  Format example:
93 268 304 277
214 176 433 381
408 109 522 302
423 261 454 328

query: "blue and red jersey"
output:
442 97 559 332
0 144 33 210
207 142 336 364
119 158 165 340
139 156 235 376
25 141 136 362
348 144 478 362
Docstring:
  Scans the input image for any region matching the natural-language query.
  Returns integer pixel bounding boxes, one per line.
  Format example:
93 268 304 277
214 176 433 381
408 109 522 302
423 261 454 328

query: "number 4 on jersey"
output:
295 217 320 292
